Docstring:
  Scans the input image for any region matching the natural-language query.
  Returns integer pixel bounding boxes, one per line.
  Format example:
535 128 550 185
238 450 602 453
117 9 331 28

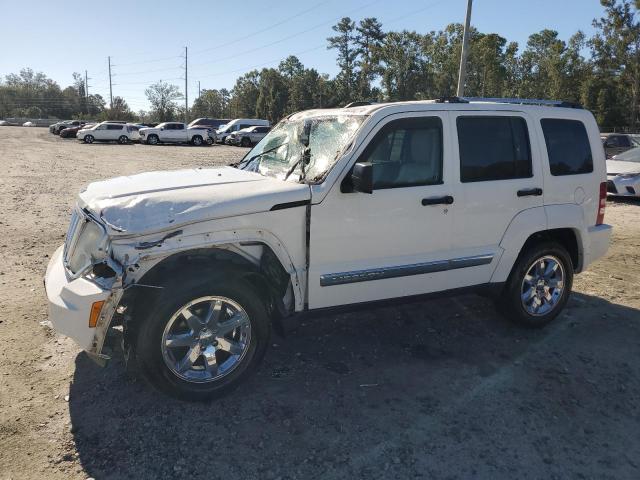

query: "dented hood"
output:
78 166 310 235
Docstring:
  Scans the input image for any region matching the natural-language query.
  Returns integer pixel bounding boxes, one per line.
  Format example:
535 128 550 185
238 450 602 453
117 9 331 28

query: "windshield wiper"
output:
231 142 289 169
283 147 312 181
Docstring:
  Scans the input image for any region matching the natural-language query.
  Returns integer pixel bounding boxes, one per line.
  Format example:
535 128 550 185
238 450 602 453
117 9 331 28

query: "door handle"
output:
421 195 454 206
517 188 543 197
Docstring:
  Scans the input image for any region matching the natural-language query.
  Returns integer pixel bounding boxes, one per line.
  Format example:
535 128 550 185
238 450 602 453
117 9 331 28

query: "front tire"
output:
191 135 203 146
135 274 271 401
84 134 94 144
147 134 159 145
499 242 573 328
240 137 251 147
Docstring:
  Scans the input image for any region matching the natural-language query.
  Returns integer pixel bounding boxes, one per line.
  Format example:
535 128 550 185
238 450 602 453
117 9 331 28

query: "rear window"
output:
107 124 123 130
541 119 593 176
457 116 532 183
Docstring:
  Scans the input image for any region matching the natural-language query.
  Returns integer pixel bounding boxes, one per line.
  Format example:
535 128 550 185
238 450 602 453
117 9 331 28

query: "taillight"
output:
596 181 606 225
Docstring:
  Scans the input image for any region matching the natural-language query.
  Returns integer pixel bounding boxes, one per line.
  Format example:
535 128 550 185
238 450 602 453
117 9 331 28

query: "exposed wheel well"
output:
520 228 580 271
118 245 291 350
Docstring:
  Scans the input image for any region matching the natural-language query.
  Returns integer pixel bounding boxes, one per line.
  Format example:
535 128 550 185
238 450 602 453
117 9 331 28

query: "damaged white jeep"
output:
45 98 612 400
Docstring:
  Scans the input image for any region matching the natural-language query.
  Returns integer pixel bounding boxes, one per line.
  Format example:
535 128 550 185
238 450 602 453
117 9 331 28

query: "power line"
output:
190 0 383 72
191 0 333 56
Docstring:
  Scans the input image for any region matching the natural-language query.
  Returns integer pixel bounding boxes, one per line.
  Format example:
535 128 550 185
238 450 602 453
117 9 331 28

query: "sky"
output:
1 0 608 112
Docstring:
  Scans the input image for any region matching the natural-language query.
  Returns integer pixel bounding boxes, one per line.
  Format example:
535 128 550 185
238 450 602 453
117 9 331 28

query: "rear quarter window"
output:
541 119 593 176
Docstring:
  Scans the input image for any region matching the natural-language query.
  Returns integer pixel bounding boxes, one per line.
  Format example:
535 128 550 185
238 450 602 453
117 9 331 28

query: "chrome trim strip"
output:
319 254 494 287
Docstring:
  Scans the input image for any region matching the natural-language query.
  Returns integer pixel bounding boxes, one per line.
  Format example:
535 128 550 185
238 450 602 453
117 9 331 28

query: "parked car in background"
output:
139 122 210 146
126 124 144 142
60 123 95 138
607 146 640 197
602 133 640 158
0 120 9 126
228 125 271 147
215 118 270 144
23 121 35 127
77 122 133 144
51 120 85 135
44 98 611 400
188 118 230 130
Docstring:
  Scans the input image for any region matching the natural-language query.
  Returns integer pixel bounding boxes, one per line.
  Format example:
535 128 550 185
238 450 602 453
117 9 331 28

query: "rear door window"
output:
541 119 593 176
457 116 532 183
107 124 123 130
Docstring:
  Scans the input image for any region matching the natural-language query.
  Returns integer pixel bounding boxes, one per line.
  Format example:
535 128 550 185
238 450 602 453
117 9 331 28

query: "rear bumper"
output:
44 245 117 363
582 224 612 270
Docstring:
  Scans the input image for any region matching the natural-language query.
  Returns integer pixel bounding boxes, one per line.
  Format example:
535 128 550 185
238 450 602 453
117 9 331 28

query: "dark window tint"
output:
541 119 593 176
607 135 630 148
458 116 532 183
363 117 443 189
107 124 123 130
174 124 184 130
256 127 269 133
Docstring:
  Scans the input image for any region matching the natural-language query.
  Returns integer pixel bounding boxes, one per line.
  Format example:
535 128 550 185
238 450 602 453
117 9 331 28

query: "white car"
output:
138 122 210 146
45 98 611 400
228 125 271 147
607 146 640 197
77 122 132 144
215 118 270 144
23 121 35 127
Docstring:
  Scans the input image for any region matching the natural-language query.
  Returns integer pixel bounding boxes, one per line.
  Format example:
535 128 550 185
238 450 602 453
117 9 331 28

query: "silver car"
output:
230 125 271 147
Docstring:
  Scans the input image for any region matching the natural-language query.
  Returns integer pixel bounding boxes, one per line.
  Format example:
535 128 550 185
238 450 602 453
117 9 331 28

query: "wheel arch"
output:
118 244 294 349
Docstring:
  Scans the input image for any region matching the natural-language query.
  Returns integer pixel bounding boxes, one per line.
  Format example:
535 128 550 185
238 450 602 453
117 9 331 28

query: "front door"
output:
308 112 460 309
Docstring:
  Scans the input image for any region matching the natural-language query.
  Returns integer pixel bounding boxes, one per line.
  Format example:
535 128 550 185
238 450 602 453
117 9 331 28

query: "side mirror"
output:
300 119 312 147
160 127 164 131
351 162 373 194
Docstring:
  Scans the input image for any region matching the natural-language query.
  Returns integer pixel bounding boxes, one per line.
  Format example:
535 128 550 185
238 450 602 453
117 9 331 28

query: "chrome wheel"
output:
192 136 202 146
148 135 158 145
520 255 565 316
161 296 251 383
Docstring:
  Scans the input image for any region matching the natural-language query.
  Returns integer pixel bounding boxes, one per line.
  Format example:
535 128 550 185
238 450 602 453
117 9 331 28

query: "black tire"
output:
84 134 94 144
147 134 159 145
499 241 573 328
118 135 129 144
240 137 251 147
219 136 226 145
191 135 203 146
134 273 271 401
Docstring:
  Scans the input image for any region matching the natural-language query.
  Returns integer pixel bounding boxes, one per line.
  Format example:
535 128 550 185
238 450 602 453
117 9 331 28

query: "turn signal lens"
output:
89 301 105 328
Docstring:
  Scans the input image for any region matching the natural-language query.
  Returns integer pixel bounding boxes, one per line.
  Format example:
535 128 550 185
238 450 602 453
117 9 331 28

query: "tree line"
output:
1 0 639 131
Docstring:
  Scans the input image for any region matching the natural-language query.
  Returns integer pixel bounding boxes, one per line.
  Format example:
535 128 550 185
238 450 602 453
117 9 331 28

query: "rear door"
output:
107 124 124 140
448 111 544 285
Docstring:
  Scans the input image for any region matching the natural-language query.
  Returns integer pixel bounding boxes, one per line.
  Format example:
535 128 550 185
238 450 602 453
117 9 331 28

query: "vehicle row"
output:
607 145 640 198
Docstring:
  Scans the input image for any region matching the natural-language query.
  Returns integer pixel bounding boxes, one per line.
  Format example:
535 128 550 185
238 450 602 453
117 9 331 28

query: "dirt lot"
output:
0 125 639 480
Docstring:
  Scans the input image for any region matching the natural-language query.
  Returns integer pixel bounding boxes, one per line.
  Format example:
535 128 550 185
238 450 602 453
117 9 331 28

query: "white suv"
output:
44 98 611 400
77 122 131 144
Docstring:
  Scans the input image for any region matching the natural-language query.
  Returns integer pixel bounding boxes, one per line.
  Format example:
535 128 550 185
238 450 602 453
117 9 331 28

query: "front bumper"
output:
44 245 117 363
607 175 640 197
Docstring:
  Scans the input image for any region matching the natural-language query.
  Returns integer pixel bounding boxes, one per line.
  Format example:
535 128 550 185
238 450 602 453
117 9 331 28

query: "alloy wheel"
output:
520 255 565 316
161 296 252 383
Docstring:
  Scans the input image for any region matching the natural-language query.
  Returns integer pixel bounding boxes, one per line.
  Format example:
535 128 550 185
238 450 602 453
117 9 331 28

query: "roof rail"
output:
344 101 372 108
461 97 583 109
435 96 468 104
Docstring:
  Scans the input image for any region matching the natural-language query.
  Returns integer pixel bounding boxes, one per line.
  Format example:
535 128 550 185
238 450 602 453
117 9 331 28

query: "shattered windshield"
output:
238 114 366 183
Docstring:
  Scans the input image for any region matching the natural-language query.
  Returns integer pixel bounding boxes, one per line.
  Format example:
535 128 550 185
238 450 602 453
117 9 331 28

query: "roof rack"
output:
461 97 583 109
435 96 468 104
344 101 372 108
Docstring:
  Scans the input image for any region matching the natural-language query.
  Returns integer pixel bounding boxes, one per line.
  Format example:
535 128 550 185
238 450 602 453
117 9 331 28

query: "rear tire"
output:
134 274 271 401
84 135 94 144
118 135 129 144
499 241 573 328
191 135 203 146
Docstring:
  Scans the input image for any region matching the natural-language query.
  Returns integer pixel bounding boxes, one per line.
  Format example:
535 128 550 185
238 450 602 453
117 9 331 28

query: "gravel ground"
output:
0 126 639 480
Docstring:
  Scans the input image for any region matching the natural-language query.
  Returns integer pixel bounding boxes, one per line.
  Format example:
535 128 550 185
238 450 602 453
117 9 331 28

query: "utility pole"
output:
456 0 473 98
198 80 201 99
85 70 89 114
108 56 113 109
184 46 188 123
